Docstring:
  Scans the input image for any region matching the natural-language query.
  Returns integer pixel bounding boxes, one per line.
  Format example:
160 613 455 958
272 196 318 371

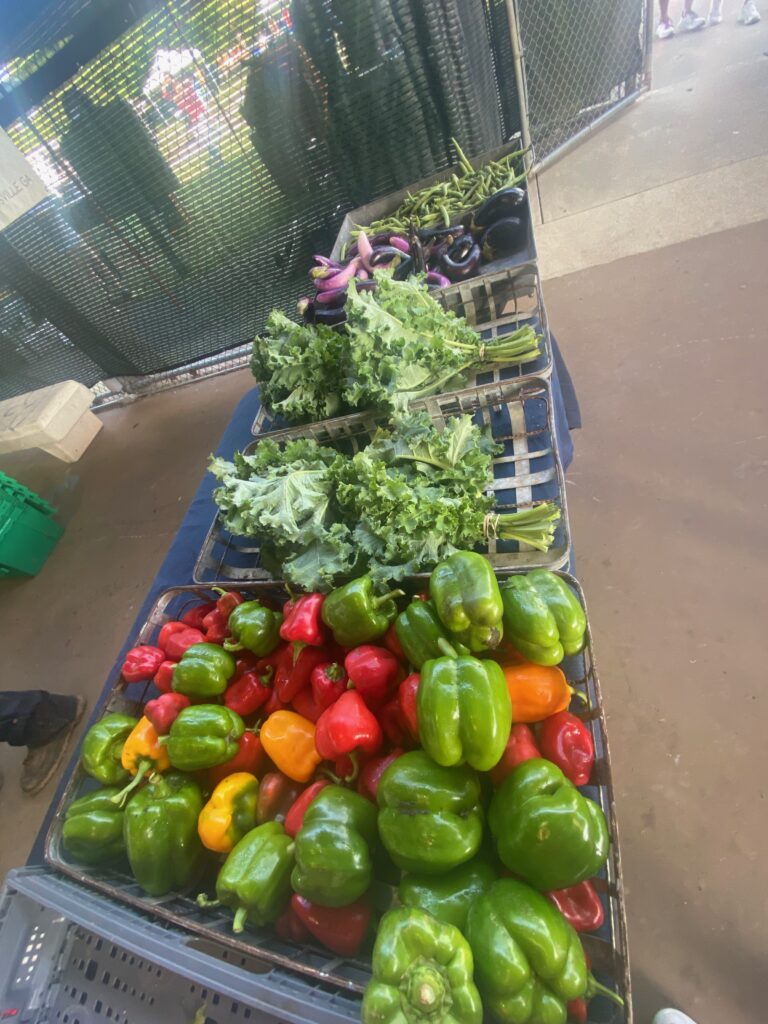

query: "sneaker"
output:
653 1011 699 1024
709 0 723 22
739 0 761 23
678 10 707 29
21 696 87 796
657 18 676 36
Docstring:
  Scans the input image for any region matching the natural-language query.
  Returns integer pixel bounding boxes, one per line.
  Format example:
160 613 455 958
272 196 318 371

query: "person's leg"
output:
678 0 707 29
739 0 761 23
709 0 724 24
0 690 86 795
657 0 676 36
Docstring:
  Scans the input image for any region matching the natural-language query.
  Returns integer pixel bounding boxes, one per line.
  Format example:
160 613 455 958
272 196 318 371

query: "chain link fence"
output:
0 0 648 402
514 0 650 167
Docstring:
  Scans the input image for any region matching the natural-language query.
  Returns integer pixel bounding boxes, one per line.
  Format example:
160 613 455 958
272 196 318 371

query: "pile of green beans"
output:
352 139 529 239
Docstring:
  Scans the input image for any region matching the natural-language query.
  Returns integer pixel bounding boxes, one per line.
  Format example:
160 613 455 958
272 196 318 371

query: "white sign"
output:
0 127 50 230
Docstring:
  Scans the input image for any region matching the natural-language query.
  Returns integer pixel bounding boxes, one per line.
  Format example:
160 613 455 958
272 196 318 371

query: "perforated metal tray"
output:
250 265 552 439
198 379 569 585
45 577 631 1023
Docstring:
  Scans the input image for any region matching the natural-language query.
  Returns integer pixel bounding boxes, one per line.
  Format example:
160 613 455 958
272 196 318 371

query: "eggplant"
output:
480 217 526 262
426 271 451 289
416 224 464 242
357 231 374 271
313 258 361 292
369 245 407 267
471 187 527 232
440 233 481 282
315 287 348 307
315 307 348 327
388 236 410 254
312 255 343 269
392 255 413 281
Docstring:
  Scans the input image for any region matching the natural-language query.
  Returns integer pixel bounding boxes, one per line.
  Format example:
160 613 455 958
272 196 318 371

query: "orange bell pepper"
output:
198 771 259 853
501 662 581 723
111 715 170 806
260 710 321 782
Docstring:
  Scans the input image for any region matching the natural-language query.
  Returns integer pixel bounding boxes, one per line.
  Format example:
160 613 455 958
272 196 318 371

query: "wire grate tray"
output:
250 265 552 439
45 578 631 1024
197 379 569 585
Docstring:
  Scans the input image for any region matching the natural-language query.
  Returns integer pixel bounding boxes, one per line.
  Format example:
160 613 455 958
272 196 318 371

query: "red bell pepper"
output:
345 646 400 708
280 593 326 647
315 691 383 768
181 602 216 630
122 645 165 683
489 724 541 786
567 999 588 1023
397 673 420 743
284 780 330 837
263 687 290 717
225 670 272 717
214 588 245 617
290 894 371 956
378 696 413 748
144 692 190 735
256 771 304 824
538 711 595 786
358 749 403 803
208 732 268 787
291 686 323 723
202 607 230 644
546 880 605 934
157 621 188 653
383 622 406 661
275 644 330 704
275 905 310 944
310 661 348 710
153 660 177 694
164 626 205 662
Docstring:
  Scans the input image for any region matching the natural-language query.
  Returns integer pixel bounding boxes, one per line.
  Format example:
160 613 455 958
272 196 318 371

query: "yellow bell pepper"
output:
111 716 170 807
260 711 321 783
198 772 259 853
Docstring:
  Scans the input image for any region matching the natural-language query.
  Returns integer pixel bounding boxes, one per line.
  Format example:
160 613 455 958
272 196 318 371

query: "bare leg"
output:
659 0 671 18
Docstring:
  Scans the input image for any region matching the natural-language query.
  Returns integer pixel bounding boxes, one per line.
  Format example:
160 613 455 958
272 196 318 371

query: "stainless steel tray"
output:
251 265 552 439
198 379 570 585
45 577 631 1021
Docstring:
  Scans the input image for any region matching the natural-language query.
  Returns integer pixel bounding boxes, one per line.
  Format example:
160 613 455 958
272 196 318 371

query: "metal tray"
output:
251 265 552 439
329 138 538 331
45 577 631 1023
198 379 570 585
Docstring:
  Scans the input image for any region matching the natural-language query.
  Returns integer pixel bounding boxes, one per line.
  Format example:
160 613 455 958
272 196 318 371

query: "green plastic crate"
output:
0 474 63 577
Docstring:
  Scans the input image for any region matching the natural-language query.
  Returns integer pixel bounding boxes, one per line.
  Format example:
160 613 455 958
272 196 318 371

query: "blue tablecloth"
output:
29 350 578 863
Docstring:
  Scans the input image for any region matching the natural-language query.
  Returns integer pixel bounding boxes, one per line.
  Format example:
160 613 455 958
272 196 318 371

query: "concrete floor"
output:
1 18 767 1024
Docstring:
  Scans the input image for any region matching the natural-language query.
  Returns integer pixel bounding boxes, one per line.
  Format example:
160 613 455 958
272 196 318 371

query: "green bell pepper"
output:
172 642 236 699
292 784 379 907
399 857 496 932
61 787 126 865
377 750 482 875
362 907 482 1024
80 713 136 786
223 601 282 656
500 572 586 666
489 759 609 891
395 599 468 669
166 704 245 772
124 772 205 896
201 822 294 933
430 551 504 652
467 878 622 1024
418 653 511 771
322 576 404 648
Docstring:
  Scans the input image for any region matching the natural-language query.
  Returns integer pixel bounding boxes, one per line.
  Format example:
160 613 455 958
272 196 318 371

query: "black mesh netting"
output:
0 0 646 400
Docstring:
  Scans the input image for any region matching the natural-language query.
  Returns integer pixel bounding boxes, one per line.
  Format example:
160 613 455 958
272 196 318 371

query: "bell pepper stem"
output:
110 760 151 807
233 906 248 934
569 686 588 705
320 751 360 785
372 589 405 608
436 637 458 658
586 976 624 1007
222 639 244 652
196 894 221 909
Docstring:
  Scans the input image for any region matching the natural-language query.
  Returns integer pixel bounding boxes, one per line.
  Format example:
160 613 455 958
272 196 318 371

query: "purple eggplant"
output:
312 255 344 269
440 233 481 282
480 217 526 262
315 287 348 307
426 271 451 289
389 236 410 254
471 187 527 232
315 307 348 327
416 224 464 242
313 257 361 292
357 231 374 271
369 245 407 267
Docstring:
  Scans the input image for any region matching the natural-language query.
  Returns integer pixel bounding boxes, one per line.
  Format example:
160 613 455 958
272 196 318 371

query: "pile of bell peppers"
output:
68 556 622 1024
